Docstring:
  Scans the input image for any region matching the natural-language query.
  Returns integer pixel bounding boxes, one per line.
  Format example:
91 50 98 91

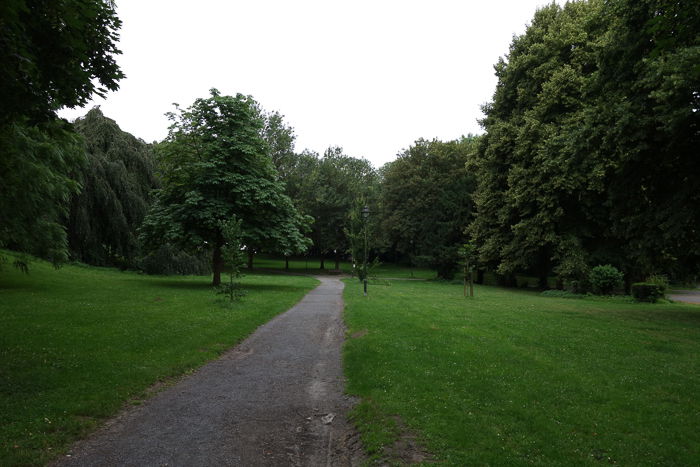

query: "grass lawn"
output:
0 252 318 466
253 255 436 279
342 279 700 465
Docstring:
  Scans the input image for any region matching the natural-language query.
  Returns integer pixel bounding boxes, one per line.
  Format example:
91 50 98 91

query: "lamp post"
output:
362 205 370 296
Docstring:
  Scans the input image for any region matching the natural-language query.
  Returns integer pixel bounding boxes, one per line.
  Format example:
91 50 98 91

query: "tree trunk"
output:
320 256 325 270
247 250 254 270
212 243 224 286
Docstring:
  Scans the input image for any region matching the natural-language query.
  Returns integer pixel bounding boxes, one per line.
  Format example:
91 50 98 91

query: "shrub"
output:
137 245 211 276
588 265 624 295
646 274 669 294
631 282 665 302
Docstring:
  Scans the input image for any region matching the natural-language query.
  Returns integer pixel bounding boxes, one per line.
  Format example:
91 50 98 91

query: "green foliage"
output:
381 137 477 279
589 264 624 295
646 274 669 294
472 0 700 283
139 89 310 285
217 217 246 301
0 118 84 265
0 0 123 124
68 108 158 267
289 147 378 268
0 0 124 268
631 282 665 302
137 244 211 276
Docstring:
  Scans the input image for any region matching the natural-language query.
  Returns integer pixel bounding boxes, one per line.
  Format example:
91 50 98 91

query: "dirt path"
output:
56 276 363 466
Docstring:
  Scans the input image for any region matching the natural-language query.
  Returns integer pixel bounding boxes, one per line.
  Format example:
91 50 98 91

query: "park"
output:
1 0 699 465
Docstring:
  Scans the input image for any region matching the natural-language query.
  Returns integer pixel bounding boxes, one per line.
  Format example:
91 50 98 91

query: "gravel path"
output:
669 289 700 304
56 276 363 466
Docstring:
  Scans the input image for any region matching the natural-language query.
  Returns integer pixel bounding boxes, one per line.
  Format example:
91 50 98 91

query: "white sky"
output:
59 0 556 168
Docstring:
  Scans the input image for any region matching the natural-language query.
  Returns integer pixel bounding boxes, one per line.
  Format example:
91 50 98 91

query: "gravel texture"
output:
55 276 364 466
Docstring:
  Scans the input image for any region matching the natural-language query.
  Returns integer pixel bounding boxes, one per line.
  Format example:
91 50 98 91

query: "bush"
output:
589 265 624 295
646 274 669 294
631 282 665 302
137 245 211 276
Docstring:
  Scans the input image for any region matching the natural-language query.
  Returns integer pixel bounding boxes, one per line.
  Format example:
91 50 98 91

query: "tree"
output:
291 147 378 269
138 90 310 286
381 137 477 279
0 0 124 124
473 0 700 286
67 108 158 267
0 0 124 266
0 118 83 265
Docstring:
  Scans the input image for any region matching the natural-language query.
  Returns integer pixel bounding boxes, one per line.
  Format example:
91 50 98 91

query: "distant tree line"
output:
1 0 697 288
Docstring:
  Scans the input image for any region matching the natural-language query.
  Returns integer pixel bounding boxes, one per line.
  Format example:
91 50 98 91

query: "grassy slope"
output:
0 253 317 466
343 279 700 465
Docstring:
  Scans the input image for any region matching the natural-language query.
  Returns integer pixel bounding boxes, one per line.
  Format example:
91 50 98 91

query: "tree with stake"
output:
139 89 310 286
217 217 246 301
459 243 476 297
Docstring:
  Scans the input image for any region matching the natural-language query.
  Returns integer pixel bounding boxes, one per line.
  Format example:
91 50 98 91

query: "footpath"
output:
56 276 363 466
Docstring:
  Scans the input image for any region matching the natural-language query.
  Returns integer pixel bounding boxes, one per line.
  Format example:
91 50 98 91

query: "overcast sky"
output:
59 0 556 167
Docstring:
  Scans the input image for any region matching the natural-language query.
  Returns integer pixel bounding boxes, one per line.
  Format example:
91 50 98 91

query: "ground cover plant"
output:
343 279 700 465
0 251 317 466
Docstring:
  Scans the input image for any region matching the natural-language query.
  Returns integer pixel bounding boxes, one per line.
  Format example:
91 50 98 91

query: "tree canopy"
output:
0 0 124 267
68 108 158 267
472 0 700 286
139 89 310 285
381 137 478 279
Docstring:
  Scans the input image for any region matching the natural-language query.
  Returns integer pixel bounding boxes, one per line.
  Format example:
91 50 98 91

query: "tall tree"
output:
67 108 158 267
0 0 123 265
381 137 477 279
291 147 378 269
138 90 310 285
473 0 700 286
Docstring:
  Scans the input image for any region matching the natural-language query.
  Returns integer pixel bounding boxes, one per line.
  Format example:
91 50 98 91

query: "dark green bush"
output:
138 245 211 276
631 282 665 302
589 264 624 295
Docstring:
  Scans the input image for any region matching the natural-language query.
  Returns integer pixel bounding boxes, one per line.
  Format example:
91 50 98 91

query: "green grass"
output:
342 279 700 465
0 252 318 466
252 255 436 279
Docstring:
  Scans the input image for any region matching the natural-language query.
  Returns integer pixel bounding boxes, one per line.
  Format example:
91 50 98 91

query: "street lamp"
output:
362 205 370 296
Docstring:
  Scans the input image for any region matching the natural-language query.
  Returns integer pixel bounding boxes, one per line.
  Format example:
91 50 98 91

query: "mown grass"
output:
342 279 700 465
0 252 317 466
253 255 436 279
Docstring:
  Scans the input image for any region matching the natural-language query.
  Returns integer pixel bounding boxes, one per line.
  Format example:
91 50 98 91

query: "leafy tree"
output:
473 0 700 286
216 216 246 301
0 0 123 124
381 137 477 279
67 108 158 267
0 0 123 267
138 89 310 286
262 110 297 181
0 118 83 265
293 147 379 269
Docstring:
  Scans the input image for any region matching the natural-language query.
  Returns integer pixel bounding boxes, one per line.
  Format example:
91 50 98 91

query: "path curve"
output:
55 276 363 466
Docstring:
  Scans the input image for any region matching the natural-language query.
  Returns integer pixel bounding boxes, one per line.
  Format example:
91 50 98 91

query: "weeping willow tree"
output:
67 108 158 267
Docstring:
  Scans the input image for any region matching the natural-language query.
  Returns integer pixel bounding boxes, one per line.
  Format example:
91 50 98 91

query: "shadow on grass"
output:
145 279 213 290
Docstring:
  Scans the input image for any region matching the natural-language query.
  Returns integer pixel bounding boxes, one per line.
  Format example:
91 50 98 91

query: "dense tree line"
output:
472 0 699 287
0 0 123 266
2 0 696 288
